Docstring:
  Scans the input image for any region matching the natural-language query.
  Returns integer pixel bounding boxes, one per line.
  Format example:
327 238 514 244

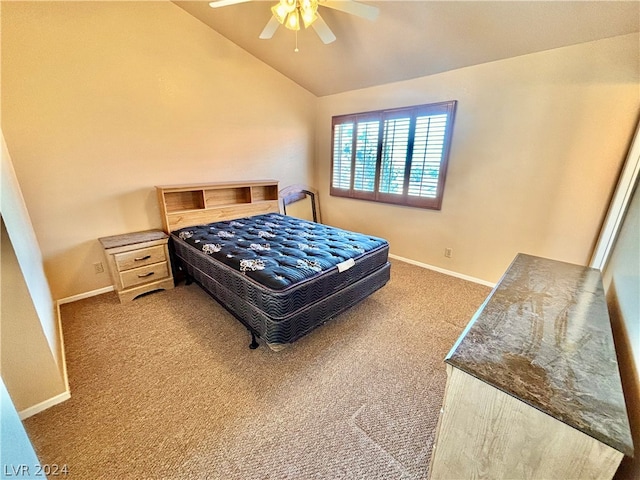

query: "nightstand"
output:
99 230 174 303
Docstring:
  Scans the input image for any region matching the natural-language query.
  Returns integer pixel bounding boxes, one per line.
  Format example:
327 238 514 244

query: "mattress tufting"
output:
172 214 387 290
170 214 390 347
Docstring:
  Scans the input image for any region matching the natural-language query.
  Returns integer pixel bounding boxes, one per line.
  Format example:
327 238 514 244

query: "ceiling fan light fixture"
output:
271 2 289 23
285 9 301 31
300 0 318 28
282 0 297 13
259 0 378 47
271 0 319 31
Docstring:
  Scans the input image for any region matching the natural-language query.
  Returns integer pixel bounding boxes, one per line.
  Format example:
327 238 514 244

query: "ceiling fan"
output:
208 0 379 46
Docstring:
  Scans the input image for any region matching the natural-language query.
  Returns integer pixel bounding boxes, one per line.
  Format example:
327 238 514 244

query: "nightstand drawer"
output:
120 262 169 289
115 245 166 271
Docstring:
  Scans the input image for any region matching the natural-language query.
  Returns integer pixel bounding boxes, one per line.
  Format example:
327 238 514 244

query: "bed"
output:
156 181 390 350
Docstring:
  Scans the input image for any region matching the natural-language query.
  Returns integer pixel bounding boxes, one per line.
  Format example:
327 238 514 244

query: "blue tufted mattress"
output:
170 214 390 349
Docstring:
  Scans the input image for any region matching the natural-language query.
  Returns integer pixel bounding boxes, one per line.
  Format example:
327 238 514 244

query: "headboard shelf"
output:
163 190 205 212
156 180 280 233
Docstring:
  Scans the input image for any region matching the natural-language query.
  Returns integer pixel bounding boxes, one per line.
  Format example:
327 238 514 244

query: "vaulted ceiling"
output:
175 1 640 96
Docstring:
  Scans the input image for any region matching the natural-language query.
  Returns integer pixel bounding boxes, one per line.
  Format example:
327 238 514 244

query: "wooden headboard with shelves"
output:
156 180 280 233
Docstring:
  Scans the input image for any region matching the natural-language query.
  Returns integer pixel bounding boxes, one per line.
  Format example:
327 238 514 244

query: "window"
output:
330 101 457 210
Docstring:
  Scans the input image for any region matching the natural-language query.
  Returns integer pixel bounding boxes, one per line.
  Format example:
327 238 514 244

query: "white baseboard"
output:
56 301 71 393
19 299 75 420
18 390 71 420
57 285 114 305
389 253 496 288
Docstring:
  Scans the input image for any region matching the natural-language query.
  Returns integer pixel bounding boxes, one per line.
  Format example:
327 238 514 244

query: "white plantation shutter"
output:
379 117 411 195
353 120 380 192
331 101 456 210
408 114 448 199
332 122 354 190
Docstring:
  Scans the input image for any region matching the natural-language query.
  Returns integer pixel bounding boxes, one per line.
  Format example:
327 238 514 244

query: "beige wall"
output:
2 1 637 355
1 1 317 300
1 132 63 369
3 3 637 296
1 220 67 412
603 179 639 479
1 130 67 414
316 34 640 283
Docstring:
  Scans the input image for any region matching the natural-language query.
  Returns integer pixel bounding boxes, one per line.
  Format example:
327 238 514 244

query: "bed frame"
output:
280 184 321 223
157 180 283 345
156 180 390 349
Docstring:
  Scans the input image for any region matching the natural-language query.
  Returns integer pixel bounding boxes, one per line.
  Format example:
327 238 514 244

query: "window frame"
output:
330 100 457 210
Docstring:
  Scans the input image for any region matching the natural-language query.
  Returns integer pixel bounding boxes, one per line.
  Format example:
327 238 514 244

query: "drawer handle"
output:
137 272 155 278
134 255 152 261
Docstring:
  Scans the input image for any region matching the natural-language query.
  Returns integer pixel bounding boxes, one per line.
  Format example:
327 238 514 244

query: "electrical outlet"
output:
444 248 453 258
93 262 104 274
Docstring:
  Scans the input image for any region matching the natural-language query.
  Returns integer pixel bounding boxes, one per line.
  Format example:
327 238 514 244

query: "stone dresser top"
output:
446 253 634 457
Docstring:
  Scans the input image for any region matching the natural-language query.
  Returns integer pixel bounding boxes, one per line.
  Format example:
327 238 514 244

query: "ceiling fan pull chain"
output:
294 30 299 53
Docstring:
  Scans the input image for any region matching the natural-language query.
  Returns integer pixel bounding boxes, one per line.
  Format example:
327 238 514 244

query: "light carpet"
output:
24 259 490 479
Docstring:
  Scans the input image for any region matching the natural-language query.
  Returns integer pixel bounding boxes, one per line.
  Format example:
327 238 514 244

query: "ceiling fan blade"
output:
208 0 252 8
312 14 337 44
320 1 379 21
259 16 281 40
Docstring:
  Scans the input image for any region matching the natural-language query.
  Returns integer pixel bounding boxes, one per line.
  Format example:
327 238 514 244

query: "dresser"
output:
99 230 174 303
429 253 633 479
